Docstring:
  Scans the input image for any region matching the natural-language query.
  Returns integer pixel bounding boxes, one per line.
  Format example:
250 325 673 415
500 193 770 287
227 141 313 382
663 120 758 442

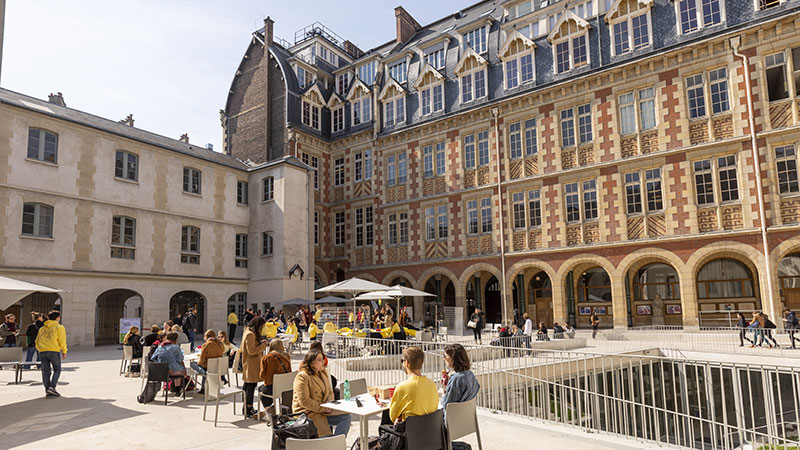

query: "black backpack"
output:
137 381 160 404
765 319 777 329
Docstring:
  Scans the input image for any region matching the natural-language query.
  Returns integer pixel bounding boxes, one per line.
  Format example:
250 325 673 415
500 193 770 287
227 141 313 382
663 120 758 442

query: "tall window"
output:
583 180 598 220
399 212 409 244
577 104 593 144
115 151 138 181
358 61 377 85
389 61 407 83
513 192 526 229
181 226 200 264
311 156 319 190
296 66 309 88
686 74 706 119
235 234 247 268
528 190 542 227
332 107 344 133
384 95 405 127
22 203 53 238
262 232 273 256
111 216 136 259
464 27 487 54
619 87 656 135
334 212 345 246
26 129 58 163
565 180 597 222
260 177 273 202
237 181 248 205
354 206 374 247
365 207 373 246
352 95 372 125
611 11 650 56
480 197 492 233
464 134 476 169
554 30 588 74
467 200 479 235
625 169 663 214
694 156 738 205
302 100 320 130
504 51 534 90
776 145 800 194
646 168 664 211
334 157 344 187
419 82 444 116
687 68 730 119
387 155 396 186
387 153 407 185
423 145 434 178
354 152 363 182
425 207 436 240
766 52 789 102
694 159 715 205
709 68 730 114
524 119 538 156
718 155 739 202
314 211 319 246
561 109 575 147
478 131 489 166
336 72 350 95
678 0 722 34
509 122 522 159
437 205 448 239
356 208 364 247
460 68 486 103
426 48 445 69
388 213 398 246
625 172 643 214
183 168 202 195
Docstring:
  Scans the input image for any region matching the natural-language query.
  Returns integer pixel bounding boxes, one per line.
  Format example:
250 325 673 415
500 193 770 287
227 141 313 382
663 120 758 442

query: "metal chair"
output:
231 349 242 387
406 409 448 450
445 398 483 450
286 435 346 450
146 362 187 405
202 356 245 426
0 347 24 384
139 346 151 390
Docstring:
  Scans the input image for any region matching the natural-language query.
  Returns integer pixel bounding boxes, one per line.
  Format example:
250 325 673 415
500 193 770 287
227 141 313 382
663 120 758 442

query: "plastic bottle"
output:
343 380 351 401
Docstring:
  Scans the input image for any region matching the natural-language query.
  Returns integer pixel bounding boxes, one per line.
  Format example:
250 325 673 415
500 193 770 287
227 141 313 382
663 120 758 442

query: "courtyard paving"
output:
0 345 659 449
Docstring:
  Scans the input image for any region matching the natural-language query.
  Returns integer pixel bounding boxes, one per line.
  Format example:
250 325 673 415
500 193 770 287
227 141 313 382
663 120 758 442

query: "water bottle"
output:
343 380 351 401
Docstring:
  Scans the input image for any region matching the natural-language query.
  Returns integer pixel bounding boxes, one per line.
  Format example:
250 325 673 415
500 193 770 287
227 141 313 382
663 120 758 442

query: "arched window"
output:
529 271 552 302
633 263 679 300
697 259 754 298
577 268 611 302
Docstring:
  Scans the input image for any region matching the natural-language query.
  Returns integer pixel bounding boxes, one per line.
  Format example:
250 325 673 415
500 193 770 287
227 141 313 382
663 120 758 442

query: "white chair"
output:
120 346 141 376
139 346 151 389
445 398 483 450
349 378 368 396
321 332 337 354
202 356 245 426
180 343 193 355
286 435 346 450
231 349 242 387
258 370 299 421
301 331 310 349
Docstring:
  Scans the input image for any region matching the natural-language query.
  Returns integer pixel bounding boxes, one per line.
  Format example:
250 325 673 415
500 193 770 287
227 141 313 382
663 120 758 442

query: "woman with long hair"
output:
259 339 292 409
441 343 480 411
123 326 143 358
241 317 268 417
292 349 351 437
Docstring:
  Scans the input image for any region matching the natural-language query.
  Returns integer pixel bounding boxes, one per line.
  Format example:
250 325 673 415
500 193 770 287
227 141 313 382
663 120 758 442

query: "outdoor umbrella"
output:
0 275 64 310
315 278 393 328
314 295 350 304
356 285 435 320
274 297 316 306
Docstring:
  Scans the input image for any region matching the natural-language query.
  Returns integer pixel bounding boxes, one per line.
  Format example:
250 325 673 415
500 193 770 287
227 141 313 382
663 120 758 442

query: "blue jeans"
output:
326 413 352 436
25 346 39 369
2 343 15 347
190 361 207 390
187 330 196 349
40 351 62 391
752 329 765 346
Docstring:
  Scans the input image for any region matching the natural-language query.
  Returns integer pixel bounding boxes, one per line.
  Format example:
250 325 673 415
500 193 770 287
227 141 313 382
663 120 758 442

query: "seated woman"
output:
399 308 418 331
308 320 319 341
159 321 173 340
142 325 161 347
217 330 238 368
171 325 189 344
292 349 351 437
123 326 143 358
152 332 187 388
190 329 225 394
441 343 480 412
259 339 292 409
379 317 402 339
536 322 549 341
285 319 299 346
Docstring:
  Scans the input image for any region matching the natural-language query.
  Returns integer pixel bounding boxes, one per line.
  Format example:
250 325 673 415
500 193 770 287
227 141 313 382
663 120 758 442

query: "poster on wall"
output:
666 305 682 315
637 305 652 315
593 306 607 315
579 306 592 315
119 318 141 344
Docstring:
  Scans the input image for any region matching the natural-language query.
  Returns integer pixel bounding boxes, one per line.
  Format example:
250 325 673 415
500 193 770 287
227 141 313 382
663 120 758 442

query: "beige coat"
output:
241 328 267 383
292 368 338 437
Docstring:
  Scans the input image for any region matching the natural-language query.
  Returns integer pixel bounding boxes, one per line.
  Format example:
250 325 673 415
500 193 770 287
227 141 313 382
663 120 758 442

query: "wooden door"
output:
535 297 554 326
785 289 800 309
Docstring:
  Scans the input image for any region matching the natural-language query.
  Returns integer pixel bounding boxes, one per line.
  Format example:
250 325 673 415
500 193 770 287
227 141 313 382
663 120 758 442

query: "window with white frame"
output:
501 35 535 90
384 94 405 128
620 87 657 136
467 199 479 235
26 128 58 163
425 207 437 240
693 156 739 205
553 26 588 74
337 72 351 95
480 197 493 233
263 176 274 202
334 157 344 187
509 122 523 159
358 60 377 85
235 233 247 268
624 172 643 214
389 61 407 83
314 211 319 245
577 104 593 144
528 189 542 227
237 181 248 205
388 213 398 246
564 180 597 223
435 142 446 176
115 151 138 181
386 152 407 186
352 94 371 125
422 143 446 177
610 7 651 56
524 119 538 156
437 204 448 239
355 208 364 247
464 27 488 54
460 67 486 103
512 192 526 229
625 168 663 215
334 212 345 246
399 212 409 244
22 203 53 238
183 167 202 195
332 106 344 132
311 156 319 190
353 150 372 183
464 131 490 169
686 68 730 119
262 232 273 256
296 65 310 89
776 145 800 194
181 225 200 264
677 0 722 34
560 109 576 147
426 48 446 69
111 216 136 259
302 100 320 130
420 82 443 116
645 168 664 211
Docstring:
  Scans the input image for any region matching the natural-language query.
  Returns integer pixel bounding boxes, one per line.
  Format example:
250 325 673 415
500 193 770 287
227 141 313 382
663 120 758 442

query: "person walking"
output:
736 312 753 347
24 312 45 368
35 310 67 398
183 307 198 349
748 312 765 347
0 313 20 347
591 312 600 339
762 313 780 348
241 317 268 418
522 313 533 348
227 309 238 344
785 307 800 349
243 308 254 324
469 309 484 344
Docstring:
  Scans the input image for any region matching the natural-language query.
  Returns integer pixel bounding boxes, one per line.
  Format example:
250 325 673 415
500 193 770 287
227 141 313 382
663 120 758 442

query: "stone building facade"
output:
223 0 800 329
0 90 315 345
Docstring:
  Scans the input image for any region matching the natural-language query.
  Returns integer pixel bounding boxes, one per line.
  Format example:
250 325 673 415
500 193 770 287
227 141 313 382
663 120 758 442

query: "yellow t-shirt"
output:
286 323 298 343
309 323 319 339
323 322 337 333
313 309 322 321
227 312 238 325
379 322 401 338
261 321 279 338
389 375 439 422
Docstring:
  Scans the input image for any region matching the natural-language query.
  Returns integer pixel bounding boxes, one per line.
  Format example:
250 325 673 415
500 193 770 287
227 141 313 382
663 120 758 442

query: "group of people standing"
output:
1 310 67 398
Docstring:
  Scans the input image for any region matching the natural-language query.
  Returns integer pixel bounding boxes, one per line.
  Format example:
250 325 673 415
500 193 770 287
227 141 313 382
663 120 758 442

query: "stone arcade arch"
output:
169 290 206 332
95 289 142 345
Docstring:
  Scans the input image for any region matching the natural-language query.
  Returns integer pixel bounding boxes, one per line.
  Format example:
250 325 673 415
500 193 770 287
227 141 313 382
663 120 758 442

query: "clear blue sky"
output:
2 1 462 152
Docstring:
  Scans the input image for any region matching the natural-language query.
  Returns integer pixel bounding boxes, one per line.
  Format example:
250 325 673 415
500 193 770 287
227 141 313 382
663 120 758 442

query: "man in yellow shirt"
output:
313 305 323 322
387 346 439 423
35 310 68 397
308 320 319 340
227 310 238 344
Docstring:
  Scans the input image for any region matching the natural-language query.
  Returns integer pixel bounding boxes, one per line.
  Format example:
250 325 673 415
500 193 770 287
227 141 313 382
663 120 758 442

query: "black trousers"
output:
259 384 274 408
472 327 482 341
243 382 257 410
228 324 236 342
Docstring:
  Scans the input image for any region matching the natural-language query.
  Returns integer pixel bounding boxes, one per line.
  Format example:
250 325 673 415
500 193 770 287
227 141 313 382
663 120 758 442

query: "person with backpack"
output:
762 313 779 348
183 307 198 349
23 312 45 369
35 310 67 398
784 307 799 349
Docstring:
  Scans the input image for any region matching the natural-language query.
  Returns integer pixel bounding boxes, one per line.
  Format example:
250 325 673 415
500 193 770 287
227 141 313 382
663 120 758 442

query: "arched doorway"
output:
95 289 142 345
575 267 612 328
227 292 247 321
170 291 206 332
484 276 502 324
697 258 758 326
335 269 345 282
528 271 553 326
632 263 681 326
778 254 800 310
422 276 455 327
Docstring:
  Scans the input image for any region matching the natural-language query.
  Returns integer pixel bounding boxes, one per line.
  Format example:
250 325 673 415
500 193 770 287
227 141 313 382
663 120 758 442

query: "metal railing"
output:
325 335 800 449
619 327 800 358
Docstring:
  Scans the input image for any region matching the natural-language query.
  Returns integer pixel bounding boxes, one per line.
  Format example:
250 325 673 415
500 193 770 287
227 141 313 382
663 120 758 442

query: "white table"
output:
322 394 389 449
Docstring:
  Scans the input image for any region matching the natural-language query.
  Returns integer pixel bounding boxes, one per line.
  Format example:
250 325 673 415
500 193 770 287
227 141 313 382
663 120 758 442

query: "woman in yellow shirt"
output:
308 320 319 340
261 320 279 338
285 319 298 343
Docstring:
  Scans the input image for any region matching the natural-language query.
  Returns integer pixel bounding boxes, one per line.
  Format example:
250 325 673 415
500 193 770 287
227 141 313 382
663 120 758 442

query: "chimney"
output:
179 133 190 143
395 6 421 44
47 92 66 107
206 143 214 151
263 16 274 45
343 40 364 59
119 114 134 127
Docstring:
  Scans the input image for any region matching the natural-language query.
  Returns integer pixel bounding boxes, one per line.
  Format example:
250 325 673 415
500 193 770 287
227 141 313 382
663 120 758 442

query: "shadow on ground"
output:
0 396 144 447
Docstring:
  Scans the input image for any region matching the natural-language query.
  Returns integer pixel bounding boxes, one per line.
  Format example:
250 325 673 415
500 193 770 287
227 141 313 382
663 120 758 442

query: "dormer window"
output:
336 72 351 95
464 26 488 54
425 48 446 70
676 0 722 34
548 12 591 74
606 0 653 56
301 85 325 131
388 61 408 84
500 30 537 90
455 48 488 104
379 79 406 128
328 94 345 133
358 60 377 86
296 65 315 89
415 64 445 116
347 79 372 125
